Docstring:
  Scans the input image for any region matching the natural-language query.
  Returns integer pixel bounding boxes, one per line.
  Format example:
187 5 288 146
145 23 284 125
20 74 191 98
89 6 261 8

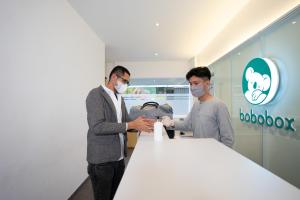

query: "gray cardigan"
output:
86 85 130 164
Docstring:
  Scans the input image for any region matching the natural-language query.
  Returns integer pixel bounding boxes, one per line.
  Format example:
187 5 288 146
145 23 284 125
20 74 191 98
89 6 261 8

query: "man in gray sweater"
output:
162 67 234 147
86 66 154 200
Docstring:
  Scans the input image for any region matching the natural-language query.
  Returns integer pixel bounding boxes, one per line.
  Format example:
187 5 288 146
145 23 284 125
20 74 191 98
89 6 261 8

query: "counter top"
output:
114 132 300 200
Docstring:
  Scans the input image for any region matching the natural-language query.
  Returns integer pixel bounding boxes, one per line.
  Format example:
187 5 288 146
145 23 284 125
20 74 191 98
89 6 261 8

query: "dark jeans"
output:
88 159 125 200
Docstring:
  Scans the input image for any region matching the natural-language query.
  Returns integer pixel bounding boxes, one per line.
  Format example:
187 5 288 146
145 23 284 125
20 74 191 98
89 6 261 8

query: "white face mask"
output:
115 80 128 94
190 84 205 97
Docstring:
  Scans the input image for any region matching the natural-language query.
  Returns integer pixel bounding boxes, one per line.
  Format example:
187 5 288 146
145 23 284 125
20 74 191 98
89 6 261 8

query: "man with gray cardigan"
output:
86 66 154 200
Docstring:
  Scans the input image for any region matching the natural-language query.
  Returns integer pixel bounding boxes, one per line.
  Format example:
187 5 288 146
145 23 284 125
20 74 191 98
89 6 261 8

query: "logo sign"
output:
242 58 279 105
240 58 296 132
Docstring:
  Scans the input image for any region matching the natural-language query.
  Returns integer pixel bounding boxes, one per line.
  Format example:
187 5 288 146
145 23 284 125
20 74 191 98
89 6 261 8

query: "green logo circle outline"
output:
242 58 275 105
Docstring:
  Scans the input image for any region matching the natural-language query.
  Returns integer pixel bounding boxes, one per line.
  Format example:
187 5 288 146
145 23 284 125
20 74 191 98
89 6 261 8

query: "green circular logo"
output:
242 58 279 105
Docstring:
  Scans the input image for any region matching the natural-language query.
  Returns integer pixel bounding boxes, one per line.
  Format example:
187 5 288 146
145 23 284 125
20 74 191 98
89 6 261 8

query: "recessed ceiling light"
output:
154 53 159 56
155 22 160 27
292 21 297 24
237 52 241 56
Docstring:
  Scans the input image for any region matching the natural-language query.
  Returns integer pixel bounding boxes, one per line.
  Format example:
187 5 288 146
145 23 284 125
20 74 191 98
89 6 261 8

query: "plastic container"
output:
154 117 163 141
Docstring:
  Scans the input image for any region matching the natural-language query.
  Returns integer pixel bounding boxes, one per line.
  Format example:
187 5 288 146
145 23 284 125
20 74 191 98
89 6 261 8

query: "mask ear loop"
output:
209 82 215 96
210 71 214 93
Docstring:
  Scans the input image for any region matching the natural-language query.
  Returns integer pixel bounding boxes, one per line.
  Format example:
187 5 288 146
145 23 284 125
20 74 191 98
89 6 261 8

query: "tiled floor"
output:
69 148 134 200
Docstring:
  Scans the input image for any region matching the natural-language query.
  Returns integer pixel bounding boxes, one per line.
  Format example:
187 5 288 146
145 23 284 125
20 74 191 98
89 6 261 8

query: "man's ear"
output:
205 79 211 90
110 73 117 81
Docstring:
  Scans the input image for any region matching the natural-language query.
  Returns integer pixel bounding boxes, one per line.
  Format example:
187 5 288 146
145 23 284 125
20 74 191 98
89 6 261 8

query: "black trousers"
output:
88 159 125 200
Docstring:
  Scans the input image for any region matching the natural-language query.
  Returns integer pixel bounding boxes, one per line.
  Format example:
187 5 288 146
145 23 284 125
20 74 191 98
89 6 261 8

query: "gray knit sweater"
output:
174 97 234 147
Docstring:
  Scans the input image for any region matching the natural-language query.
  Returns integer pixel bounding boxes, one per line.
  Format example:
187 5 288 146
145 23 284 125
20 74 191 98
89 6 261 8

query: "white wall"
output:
106 61 190 79
0 1 105 199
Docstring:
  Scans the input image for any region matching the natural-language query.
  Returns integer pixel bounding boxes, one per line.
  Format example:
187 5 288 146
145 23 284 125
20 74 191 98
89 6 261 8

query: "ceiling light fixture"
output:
155 22 160 27
292 21 297 24
154 53 158 56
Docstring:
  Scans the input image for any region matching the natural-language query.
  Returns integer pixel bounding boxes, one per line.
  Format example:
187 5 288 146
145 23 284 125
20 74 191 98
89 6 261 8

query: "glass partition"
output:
209 6 300 188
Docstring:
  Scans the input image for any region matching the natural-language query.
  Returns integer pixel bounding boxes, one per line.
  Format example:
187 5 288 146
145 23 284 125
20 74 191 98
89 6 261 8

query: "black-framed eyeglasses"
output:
117 75 130 85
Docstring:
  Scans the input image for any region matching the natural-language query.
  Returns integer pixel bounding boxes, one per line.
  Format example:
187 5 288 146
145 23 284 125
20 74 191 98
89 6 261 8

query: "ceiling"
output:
69 0 249 62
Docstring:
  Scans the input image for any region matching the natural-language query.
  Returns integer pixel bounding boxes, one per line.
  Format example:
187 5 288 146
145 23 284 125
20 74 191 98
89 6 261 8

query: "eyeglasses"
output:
117 75 130 85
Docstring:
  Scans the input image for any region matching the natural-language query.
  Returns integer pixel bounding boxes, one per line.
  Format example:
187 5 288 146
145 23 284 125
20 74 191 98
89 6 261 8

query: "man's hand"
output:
128 116 155 133
161 116 174 127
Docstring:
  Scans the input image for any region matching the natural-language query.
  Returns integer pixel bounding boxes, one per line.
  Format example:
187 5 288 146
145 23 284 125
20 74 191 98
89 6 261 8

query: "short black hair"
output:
109 65 130 80
186 66 211 80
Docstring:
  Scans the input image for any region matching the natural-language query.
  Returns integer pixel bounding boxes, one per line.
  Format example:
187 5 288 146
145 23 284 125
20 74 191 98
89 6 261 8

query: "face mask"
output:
115 80 128 94
191 85 205 97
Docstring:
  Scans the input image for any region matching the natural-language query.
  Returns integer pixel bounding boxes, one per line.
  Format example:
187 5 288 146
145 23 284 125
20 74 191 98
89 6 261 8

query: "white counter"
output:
114 133 300 200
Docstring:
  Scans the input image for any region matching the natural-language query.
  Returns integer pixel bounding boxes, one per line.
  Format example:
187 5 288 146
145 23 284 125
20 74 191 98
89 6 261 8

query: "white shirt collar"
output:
102 84 114 94
102 84 121 97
